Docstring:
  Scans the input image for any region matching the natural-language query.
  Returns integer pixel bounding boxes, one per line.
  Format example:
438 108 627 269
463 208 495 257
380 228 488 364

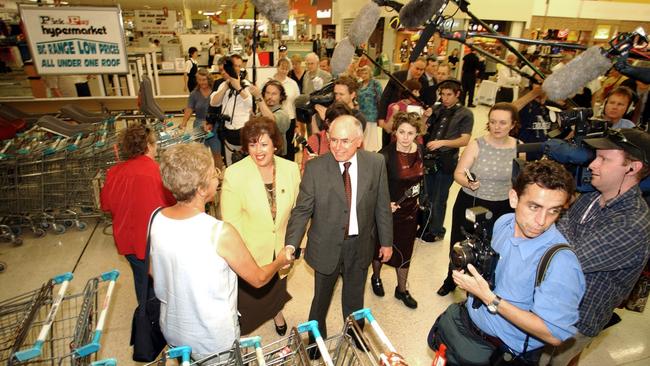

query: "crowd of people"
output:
101 45 650 366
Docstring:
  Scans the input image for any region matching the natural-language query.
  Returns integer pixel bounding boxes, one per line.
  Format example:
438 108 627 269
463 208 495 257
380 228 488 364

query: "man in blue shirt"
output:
429 160 585 365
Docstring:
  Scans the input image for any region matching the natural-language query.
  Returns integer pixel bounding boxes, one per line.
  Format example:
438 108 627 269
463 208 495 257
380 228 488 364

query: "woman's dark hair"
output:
240 116 283 154
392 111 424 135
323 102 353 131
120 125 156 159
512 160 575 199
262 80 287 104
400 79 422 100
188 47 198 57
487 102 520 137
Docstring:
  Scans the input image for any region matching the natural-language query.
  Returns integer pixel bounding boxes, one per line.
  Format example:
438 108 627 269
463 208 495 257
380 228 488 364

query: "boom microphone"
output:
251 0 289 23
331 37 356 76
348 2 381 47
409 20 439 62
542 46 613 102
399 0 445 28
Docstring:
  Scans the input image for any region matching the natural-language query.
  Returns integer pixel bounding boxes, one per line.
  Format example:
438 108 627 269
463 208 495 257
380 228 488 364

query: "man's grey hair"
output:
331 115 363 138
305 52 320 62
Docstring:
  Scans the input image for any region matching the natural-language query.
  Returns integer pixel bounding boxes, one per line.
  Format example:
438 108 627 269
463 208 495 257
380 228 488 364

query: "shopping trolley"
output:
304 309 400 366
239 321 331 366
0 270 120 366
148 336 267 366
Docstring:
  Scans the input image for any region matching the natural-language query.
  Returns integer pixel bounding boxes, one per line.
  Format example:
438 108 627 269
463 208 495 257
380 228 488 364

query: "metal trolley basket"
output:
148 336 267 366
303 309 400 366
0 270 120 366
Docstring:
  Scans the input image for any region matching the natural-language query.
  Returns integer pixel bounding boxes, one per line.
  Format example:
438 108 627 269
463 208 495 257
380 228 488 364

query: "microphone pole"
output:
356 49 431 109
466 32 588 52
451 0 544 81
252 7 258 111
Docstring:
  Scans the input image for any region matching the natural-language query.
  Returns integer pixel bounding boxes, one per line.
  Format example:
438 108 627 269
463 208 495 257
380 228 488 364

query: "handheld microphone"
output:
295 135 315 155
251 0 289 23
399 0 446 28
348 2 382 47
331 37 356 76
542 46 613 102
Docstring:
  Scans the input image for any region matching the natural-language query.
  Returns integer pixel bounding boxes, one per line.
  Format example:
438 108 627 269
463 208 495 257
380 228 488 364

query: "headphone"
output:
603 86 638 115
437 78 463 95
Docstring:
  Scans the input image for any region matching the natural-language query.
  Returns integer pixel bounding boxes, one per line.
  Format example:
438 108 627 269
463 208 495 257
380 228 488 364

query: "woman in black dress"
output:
371 112 424 309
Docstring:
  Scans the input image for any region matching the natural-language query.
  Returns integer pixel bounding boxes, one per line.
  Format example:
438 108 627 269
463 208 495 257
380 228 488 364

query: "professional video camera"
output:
451 206 499 309
223 56 247 81
295 82 335 123
517 106 609 192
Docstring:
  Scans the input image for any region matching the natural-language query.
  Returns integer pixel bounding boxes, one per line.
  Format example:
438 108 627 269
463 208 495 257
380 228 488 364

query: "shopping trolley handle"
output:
91 358 117 366
100 269 120 282
297 320 322 338
53 272 74 284
351 308 376 322
240 336 262 349
168 346 192 364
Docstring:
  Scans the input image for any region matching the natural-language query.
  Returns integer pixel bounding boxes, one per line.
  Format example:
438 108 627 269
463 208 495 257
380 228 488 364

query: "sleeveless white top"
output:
150 212 239 355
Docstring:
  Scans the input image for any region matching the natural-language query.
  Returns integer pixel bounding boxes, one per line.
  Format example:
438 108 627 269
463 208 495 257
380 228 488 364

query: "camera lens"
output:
451 241 475 270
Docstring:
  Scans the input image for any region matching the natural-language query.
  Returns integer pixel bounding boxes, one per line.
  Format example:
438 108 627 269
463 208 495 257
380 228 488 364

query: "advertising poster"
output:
20 5 129 75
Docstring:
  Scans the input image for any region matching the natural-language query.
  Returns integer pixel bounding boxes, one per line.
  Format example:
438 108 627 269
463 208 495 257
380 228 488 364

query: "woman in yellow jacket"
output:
221 116 301 336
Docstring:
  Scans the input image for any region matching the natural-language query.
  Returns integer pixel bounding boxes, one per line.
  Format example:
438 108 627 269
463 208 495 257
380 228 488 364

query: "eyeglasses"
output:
606 129 648 165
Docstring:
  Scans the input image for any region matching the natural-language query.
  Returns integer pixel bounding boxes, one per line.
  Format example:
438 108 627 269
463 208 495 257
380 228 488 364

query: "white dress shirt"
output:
338 153 359 236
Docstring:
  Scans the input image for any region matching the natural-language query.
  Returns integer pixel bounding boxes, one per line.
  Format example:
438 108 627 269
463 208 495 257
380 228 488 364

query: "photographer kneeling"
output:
210 54 253 166
428 160 585 365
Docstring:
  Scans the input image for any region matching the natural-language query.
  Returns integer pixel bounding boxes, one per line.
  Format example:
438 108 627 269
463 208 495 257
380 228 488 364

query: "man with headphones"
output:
540 128 650 365
602 86 637 129
422 79 474 246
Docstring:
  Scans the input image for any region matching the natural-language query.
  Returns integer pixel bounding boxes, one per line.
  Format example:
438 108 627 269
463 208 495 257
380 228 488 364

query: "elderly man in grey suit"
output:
286 115 393 340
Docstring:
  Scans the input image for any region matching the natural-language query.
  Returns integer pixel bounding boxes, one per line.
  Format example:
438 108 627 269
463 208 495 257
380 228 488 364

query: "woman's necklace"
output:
396 143 413 153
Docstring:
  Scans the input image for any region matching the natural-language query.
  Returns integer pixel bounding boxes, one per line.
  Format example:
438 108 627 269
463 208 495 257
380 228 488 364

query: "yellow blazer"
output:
221 155 301 270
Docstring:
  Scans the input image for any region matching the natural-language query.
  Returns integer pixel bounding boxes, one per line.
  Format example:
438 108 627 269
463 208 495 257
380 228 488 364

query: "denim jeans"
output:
424 169 455 237
125 254 149 305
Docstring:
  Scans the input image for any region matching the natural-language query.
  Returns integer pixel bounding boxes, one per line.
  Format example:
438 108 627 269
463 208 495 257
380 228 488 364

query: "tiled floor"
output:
1 105 648 365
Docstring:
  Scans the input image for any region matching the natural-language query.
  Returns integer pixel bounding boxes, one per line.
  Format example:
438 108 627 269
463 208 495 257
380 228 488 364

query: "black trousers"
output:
125 254 150 305
308 236 368 339
283 119 296 161
461 75 477 106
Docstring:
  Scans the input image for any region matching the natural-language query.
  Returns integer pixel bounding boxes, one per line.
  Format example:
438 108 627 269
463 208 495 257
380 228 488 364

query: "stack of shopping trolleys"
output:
147 308 405 366
0 270 120 366
0 110 214 247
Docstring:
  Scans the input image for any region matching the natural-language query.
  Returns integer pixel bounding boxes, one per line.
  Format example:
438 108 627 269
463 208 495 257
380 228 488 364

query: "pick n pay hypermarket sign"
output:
20 5 129 75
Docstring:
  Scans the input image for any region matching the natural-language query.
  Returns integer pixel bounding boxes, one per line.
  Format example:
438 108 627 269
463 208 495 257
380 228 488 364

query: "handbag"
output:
130 207 167 362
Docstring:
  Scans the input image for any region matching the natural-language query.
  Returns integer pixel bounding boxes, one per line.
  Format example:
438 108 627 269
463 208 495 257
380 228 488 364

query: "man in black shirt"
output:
422 80 474 248
461 49 480 107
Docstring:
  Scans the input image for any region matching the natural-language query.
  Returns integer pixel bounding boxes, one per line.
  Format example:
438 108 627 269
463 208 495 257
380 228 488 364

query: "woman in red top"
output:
100 125 176 303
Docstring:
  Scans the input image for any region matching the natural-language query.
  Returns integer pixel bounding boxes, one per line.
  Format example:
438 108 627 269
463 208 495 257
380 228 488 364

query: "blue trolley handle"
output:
13 272 74 361
351 308 397 353
297 321 334 366
240 336 265 366
74 270 120 357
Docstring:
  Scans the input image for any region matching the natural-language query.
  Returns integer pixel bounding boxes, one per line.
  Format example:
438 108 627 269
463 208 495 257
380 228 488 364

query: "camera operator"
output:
209 54 253 166
421 79 474 243
311 75 367 134
540 129 650 365
428 160 586 366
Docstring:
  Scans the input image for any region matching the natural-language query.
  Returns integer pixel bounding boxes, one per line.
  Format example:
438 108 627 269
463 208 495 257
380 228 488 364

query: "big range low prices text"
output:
37 40 121 68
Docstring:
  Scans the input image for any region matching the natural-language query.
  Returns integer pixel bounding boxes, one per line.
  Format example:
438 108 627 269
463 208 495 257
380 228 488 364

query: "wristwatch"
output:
255 97 264 103
487 295 502 314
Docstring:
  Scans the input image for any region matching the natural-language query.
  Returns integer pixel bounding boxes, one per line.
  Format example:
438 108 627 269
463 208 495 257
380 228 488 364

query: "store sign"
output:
316 9 331 19
20 5 128 75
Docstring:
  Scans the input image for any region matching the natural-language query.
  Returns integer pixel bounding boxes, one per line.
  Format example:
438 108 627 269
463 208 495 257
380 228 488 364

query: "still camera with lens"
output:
451 206 500 309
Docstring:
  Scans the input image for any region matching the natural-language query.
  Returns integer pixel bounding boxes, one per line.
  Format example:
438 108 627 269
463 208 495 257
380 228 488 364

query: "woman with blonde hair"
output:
151 143 294 361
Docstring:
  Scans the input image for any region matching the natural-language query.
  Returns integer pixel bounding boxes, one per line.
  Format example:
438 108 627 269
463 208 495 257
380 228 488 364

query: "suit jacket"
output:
221 155 301 271
285 150 393 274
378 70 432 120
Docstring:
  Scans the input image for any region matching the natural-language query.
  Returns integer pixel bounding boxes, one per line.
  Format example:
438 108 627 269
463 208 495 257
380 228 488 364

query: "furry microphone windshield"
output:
251 0 290 23
348 2 382 47
399 0 445 28
542 46 613 101
331 37 357 76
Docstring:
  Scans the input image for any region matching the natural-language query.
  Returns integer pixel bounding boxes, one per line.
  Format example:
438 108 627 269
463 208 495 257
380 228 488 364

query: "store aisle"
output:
1 106 649 366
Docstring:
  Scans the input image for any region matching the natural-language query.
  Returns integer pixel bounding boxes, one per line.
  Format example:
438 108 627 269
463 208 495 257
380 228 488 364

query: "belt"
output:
460 302 506 350
344 234 358 240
